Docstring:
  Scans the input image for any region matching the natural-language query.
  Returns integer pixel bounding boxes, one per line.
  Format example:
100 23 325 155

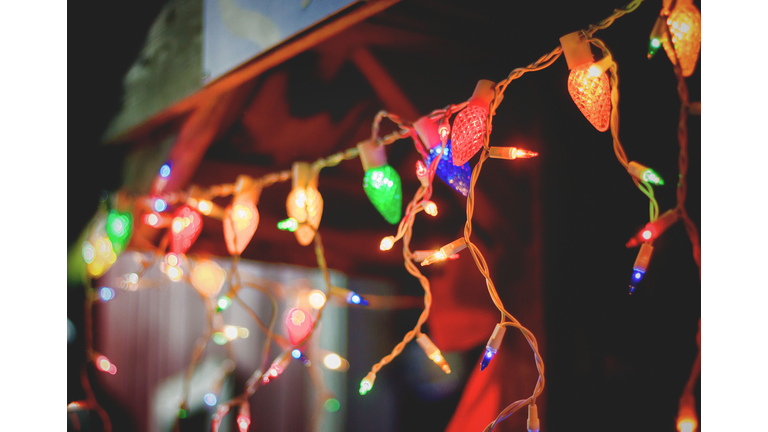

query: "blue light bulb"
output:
426 140 472 197
99 287 115 302
154 198 167 212
481 347 497 371
291 349 302 359
346 291 369 306
159 163 172 178
629 269 646 295
203 393 217 406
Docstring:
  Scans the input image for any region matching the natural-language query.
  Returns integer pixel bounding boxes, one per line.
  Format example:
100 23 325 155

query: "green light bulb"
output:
363 164 402 224
277 218 298 232
359 378 373 395
648 38 662 59
106 210 133 255
324 398 340 412
217 296 231 312
212 332 228 345
642 169 664 185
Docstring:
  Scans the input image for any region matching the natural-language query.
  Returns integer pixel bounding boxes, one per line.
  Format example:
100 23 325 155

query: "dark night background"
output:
68 1 701 431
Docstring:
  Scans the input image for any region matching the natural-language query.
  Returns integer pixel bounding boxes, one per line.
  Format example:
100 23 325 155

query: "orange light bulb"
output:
223 200 259 255
663 2 701 77
191 260 226 297
567 62 611 132
286 163 324 246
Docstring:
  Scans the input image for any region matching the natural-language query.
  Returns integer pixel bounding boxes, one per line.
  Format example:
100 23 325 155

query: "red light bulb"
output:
285 307 313 345
663 1 701 77
451 80 498 166
170 205 203 254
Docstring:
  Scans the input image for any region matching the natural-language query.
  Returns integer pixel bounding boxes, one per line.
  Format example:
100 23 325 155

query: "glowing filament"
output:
359 378 373 395
197 200 212 215
277 218 298 232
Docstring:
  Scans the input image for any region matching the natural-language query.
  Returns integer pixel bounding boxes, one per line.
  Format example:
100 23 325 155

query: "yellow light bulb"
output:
380 236 395 251
224 326 239 340
308 290 326 309
190 260 225 297
198 200 212 215
423 201 438 216
323 353 342 370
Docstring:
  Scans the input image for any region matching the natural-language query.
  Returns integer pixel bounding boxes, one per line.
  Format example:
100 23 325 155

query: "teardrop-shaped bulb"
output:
662 3 701 77
567 62 611 132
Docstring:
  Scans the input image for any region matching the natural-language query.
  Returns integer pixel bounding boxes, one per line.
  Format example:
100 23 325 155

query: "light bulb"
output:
159 162 172 178
170 205 203 254
648 15 666 59
204 393 217 406
216 296 231 312
676 394 698 432
481 324 506 371
277 218 299 232
346 291 369 306
224 175 261 255
488 147 539 160
237 402 250 432
416 334 451 373
451 80 498 166
359 373 376 395
560 31 611 132
291 349 302 359
153 198 167 212
627 161 664 185
663 2 701 77
106 210 132 255
99 287 116 302
224 326 239 340
285 307 313 345
323 353 342 370
95 355 116 375
197 199 213 215
166 265 183 282
629 243 654 295
191 260 226 297
422 200 438 216
380 236 395 251
626 209 680 248
421 238 467 266
567 62 611 132
363 165 402 224
308 290 326 309
414 115 473 196
142 212 161 227
286 162 324 245
223 201 259 255
358 141 403 224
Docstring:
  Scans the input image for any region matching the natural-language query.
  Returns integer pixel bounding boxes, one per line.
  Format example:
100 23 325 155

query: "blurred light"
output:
423 201 438 216
99 287 115 302
324 398 340 412
144 213 159 227
165 253 179 267
178 409 187 419
277 218 298 232
96 355 111 372
82 242 95 264
217 296 231 311
67 318 76 344
380 236 395 251
308 290 326 309
159 163 171 178
204 393 217 406
677 418 696 432
237 328 249 339
166 266 182 282
108 364 117 375
225 326 239 340
651 38 661 48
641 229 653 240
129 273 139 284
191 260 225 296
292 349 302 359
212 333 228 345
198 200 212 215
323 353 342 370
154 198 167 212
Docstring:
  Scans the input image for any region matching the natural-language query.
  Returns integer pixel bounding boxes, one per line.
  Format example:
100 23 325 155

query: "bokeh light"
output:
154 198 167 212
204 393 217 406
308 290 326 309
324 398 340 412
99 287 116 302
323 353 342 370
67 318 76 344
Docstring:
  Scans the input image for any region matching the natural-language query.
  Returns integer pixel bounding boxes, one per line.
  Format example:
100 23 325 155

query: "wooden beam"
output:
350 47 421 122
107 0 401 145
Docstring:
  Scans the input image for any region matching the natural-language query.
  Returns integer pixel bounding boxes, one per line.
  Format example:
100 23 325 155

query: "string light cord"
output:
660 18 701 274
588 36 660 222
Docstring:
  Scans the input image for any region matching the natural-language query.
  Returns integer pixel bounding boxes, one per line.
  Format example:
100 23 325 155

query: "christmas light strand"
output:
73 0 702 430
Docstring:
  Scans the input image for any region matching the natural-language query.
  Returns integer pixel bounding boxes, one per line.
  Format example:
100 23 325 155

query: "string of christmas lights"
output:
72 0 701 430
